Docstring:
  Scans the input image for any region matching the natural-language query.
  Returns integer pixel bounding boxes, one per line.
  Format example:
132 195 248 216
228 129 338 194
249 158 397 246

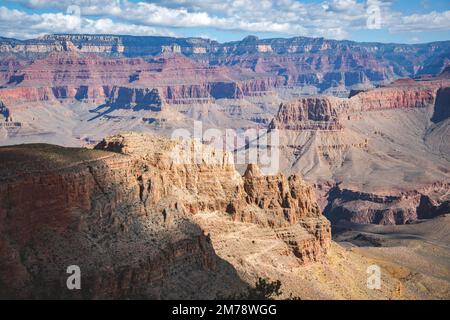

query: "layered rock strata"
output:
1 34 449 90
269 77 450 225
0 132 330 298
0 53 280 109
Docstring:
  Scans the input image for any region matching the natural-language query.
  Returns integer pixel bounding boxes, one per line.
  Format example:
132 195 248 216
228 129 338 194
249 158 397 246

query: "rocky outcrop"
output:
0 52 281 108
271 79 449 132
160 84 212 104
321 181 450 225
270 97 346 130
349 85 438 111
106 87 163 111
270 77 450 225
1 34 449 93
0 100 9 120
0 132 330 299
4 52 147 87
324 186 420 225
0 85 111 105
431 87 450 123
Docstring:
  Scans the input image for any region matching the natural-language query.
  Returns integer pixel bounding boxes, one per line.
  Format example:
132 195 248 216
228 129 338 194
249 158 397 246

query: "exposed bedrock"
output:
270 96 346 130
0 85 111 105
271 81 446 133
270 79 450 225
349 85 438 111
431 87 450 123
0 133 330 298
0 80 280 110
2 35 449 95
322 183 450 225
106 86 163 110
0 100 9 120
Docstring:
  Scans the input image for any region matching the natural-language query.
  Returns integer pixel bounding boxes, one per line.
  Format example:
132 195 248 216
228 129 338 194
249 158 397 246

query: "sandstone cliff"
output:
269 78 450 225
0 132 330 299
270 96 346 130
323 183 450 225
432 87 450 123
0 100 9 121
0 52 280 109
1 34 449 94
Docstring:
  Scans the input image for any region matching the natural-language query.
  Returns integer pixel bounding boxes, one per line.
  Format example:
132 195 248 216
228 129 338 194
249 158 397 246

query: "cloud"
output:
386 10 450 32
1 0 450 40
0 6 176 39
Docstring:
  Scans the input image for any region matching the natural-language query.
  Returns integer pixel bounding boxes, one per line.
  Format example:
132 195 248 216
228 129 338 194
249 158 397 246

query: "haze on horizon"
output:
0 0 449 44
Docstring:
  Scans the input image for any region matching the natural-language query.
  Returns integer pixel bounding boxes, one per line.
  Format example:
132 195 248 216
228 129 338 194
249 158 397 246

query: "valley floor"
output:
333 215 450 299
195 212 450 299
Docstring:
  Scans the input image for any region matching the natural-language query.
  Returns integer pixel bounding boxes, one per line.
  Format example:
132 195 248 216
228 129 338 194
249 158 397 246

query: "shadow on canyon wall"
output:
0 146 248 299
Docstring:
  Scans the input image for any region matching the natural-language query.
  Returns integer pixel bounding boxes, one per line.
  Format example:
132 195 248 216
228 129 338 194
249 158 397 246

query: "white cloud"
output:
1 0 450 40
386 10 450 32
0 6 176 39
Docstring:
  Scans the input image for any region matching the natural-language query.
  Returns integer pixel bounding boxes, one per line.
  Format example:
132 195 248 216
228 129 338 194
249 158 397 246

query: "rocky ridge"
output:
0 132 330 298
269 76 450 225
0 52 281 110
1 34 449 95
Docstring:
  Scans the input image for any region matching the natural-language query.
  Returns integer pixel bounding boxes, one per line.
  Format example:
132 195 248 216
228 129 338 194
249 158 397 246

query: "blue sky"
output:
1 0 449 43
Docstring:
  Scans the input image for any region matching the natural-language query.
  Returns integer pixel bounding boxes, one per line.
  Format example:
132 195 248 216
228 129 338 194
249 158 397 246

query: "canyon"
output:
0 34 449 299
1 34 450 100
271 74 450 225
2 132 448 299
0 36 449 227
0 38 449 227
0 132 332 298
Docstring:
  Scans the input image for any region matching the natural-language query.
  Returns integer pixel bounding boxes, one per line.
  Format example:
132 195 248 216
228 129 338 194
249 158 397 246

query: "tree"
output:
218 277 300 300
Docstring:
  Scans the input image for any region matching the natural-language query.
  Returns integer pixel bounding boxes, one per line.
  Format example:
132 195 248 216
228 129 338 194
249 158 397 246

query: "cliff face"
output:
350 85 438 111
106 87 163 110
270 78 450 225
0 133 330 299
271 97 346 130
0 52 281 110
1 34 449 94
0 85 112 105
324 182 450 225
432 87 450 123
0 100 9 120
272 81 444 132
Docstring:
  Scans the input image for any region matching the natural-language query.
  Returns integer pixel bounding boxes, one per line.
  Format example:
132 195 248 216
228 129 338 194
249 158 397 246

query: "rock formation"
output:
0 132 330 299
432 87 450 123
0 35 449 228
269 76 450 225
0 52 280 110
0 100 9 120
270 96 346 130
1 34 449 94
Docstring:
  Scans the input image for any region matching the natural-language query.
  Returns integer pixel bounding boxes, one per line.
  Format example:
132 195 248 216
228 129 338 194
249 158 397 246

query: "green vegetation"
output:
218 277 301 300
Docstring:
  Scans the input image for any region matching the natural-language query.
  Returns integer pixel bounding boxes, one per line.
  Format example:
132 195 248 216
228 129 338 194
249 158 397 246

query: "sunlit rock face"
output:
0 132 330 299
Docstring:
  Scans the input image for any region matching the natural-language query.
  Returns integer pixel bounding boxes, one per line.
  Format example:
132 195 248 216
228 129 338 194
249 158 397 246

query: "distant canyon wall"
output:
270 77 450 225
271 81 446 131
1 34 449 94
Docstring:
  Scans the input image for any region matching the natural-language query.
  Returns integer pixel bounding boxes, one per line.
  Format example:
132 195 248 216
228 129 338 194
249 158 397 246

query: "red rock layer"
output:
0 52 281 108
271 79 450 132
0 133 330 298
271 96 346 130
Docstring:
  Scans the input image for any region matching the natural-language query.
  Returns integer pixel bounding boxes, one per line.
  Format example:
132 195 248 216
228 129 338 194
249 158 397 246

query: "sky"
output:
0 0 449 44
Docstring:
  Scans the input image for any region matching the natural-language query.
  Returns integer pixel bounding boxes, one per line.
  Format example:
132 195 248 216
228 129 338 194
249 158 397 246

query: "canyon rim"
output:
0 10 449 300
